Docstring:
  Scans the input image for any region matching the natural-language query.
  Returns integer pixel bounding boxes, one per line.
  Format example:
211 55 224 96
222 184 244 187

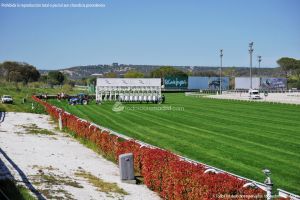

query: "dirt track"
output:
0 112 159 200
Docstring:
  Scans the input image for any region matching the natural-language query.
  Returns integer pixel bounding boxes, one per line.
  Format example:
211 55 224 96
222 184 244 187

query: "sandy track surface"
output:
0 112 159 200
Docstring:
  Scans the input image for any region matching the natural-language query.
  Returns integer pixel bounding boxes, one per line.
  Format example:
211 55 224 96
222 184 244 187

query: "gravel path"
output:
0 112 160 200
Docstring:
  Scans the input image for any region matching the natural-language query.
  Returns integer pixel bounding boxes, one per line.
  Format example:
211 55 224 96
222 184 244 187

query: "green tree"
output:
39 75 48 83
0 63 4 79
22 64 41 83
192 71 218 77
1 61 16 81
104 72 117 78
293 60 300 80
223 67 237 77
277 57 297 78
277 57 300 89
0 61 40 83
61 83 73 93
48 71 65 85
151 66 187 78
87 77 97 85
79 77 88 85
124 70 144 78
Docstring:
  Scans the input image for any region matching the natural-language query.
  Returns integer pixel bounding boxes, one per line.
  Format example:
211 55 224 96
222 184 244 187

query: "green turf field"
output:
49 93 300 194
0 83 81 113
0 84 46 113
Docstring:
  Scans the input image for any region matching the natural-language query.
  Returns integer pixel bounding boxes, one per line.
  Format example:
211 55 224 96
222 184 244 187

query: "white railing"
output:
278 189 300 200
60 108 268 188
54 105 299 199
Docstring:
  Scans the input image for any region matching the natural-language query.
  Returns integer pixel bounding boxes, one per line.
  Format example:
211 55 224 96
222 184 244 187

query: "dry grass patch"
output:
29 166 83 199
18 123 55 135
31 172 82 189
75 170 128 196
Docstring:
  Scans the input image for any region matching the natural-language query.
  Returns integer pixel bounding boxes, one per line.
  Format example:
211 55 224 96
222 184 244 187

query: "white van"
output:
248 89 261 99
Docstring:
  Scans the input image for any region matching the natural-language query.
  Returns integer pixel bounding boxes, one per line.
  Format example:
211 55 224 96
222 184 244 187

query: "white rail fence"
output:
54 107 300 200
186 91 300 105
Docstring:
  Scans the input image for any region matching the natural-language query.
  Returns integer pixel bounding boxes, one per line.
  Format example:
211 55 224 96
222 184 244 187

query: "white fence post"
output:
263 169 273 200
58 112 62 131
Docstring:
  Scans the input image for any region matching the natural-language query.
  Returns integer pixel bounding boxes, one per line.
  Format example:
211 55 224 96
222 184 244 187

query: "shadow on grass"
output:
0 148 45 200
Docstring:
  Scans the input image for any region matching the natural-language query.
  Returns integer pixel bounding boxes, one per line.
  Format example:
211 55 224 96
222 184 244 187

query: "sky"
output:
0 0 299 69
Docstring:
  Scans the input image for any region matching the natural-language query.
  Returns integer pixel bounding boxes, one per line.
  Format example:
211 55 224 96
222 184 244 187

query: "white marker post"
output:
58 112 62 131
263 169 273 200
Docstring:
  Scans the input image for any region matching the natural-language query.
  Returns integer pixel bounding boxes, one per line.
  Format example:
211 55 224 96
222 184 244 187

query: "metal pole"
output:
249 42 254 89
258 55 262 89
220 49 223 94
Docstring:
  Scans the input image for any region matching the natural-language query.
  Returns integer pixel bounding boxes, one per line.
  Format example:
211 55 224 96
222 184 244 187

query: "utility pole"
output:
220 49 223 94
249 42 254 89
258 55 262 89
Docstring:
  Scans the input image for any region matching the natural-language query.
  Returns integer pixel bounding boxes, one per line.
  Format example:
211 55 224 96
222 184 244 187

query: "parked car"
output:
1 95 13 104
248 89 261 99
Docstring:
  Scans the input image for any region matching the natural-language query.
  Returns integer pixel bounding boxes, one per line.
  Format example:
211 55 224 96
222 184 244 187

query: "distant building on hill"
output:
112 62 119 67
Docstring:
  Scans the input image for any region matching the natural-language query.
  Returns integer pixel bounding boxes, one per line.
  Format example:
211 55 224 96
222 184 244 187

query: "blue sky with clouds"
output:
0 0 299 69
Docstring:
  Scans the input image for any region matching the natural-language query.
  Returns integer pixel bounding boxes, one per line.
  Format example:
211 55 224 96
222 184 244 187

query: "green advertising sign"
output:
164 76 188 89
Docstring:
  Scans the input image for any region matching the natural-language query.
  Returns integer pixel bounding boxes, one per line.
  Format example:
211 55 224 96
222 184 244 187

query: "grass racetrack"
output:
49 93 300 194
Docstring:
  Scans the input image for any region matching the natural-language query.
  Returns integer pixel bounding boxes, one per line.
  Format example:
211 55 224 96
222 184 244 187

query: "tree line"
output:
0 61 67 86
1 57 300 88
277 57 300 88
0 61 40 84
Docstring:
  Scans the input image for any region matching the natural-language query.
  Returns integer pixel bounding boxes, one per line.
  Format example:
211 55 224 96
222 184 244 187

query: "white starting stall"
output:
96 78 162 103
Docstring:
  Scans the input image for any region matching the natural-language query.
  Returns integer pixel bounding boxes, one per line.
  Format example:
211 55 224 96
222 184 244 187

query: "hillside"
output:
40 64 285 80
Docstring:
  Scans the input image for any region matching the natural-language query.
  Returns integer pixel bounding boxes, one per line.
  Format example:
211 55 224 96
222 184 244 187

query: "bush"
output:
288 79 300 89
28 82 44 89
61 83 73 93
32 95 287 200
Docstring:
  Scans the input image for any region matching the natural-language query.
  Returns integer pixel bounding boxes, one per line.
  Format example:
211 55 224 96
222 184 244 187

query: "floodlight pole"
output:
258 55 262 89
249 42 254 89
220 49 223 94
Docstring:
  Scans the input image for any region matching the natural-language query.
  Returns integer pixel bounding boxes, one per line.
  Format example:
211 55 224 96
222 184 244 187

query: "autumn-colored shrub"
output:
32 96 286 200
115 140 143 173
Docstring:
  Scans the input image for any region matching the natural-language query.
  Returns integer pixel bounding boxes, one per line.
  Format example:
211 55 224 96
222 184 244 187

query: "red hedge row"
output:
33 96 285 200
